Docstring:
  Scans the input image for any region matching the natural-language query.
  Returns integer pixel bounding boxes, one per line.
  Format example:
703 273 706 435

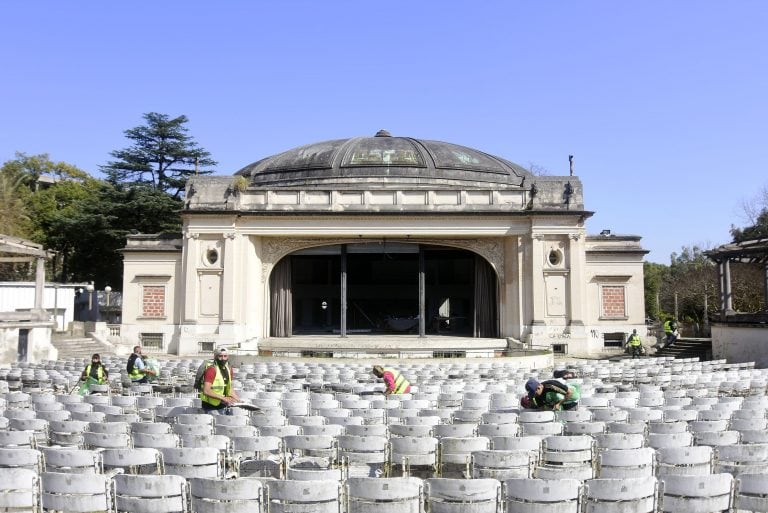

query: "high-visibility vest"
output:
384 367 410 394
84 364 106 383
200 362 233 407
663 321 674 334
628 334 642 346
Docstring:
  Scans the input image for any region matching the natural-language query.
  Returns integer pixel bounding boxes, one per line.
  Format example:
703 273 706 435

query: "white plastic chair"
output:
503 477 581 513
113 473 188 513
41 471 115 513
345 476 422 513
189 476 265 513
658 473 733 513
425 477 500 513
0 467 40 513
264 479 341 513
584 476 657 513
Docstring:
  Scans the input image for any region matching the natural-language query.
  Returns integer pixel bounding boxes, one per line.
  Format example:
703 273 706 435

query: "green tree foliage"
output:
731 185 768 242
0 157 32 238
643 262 667 321
664 246 719 327
102 112 217 199
731 209 768 242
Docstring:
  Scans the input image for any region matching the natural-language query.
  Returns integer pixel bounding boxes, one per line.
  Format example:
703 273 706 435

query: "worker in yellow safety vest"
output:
627 329 643 358
372 365 411 396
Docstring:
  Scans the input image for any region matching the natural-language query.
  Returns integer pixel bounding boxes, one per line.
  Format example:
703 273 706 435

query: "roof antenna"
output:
568 155 574 176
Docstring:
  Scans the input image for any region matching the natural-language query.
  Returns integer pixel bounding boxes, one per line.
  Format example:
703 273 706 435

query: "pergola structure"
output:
705 238 768 321
0 234 57 363
705 237 768 367
0 234 54 321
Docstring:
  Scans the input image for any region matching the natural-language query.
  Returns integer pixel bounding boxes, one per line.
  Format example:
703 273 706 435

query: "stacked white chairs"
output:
471 449 533 480
42 447 102 474
101 447 163 475
389 436 438 477
583 476 657 513
346 424 388 437
0 468 39 513
656 446 713 476
734 472 768 513
438 436 490 477
658 473 734 513
114 473 187 513
593 433 645 451
503 477 581 513
714 443 768 476
646 431 693 450
345 476 422 513
0 447 43 472
425 477 500 513
190 476 265 513
41 471 114 513
433 423 477 439
161 447 222 479
131 431 181 449
597 448 656 478
264 479 341 513
337 434 388 478
0 430 37 449
693 429 740 446
536 435 595 480
233 435 282 478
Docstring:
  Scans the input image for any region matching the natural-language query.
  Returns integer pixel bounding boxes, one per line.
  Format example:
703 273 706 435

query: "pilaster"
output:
220 232 236 323
567 232 586 335
182 232 199 323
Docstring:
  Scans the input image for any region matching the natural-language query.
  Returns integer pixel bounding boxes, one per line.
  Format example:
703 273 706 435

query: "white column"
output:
723 259 734 315
530 234 546 328
567 233 586 331
182 232 199 323
34 257 46 312
221 232 236 323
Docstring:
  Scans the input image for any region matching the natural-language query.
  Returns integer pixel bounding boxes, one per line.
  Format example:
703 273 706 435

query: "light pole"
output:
86 283 94 316
105 286 112 307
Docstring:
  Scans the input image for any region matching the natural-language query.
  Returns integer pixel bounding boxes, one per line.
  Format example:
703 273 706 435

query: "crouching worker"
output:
525 378 581 411
79 353 109 395
372 365 410 396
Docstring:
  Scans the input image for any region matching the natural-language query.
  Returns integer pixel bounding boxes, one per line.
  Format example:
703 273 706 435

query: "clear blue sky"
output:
2 2 766 263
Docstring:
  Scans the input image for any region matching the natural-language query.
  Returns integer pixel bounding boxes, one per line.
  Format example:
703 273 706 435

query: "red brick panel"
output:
142 285 166 318
601 285 626 318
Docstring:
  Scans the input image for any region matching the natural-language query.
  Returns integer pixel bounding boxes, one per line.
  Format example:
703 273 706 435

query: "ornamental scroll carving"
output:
260 237 506 283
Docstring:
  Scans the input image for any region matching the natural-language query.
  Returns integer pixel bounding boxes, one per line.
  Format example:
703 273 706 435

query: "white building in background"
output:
120 132 648 357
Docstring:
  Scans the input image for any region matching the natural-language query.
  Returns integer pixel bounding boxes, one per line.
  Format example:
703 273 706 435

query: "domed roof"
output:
235 130 531 189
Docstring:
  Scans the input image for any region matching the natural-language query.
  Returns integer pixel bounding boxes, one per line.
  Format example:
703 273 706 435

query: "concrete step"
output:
654 338 712 360
51 336 116 360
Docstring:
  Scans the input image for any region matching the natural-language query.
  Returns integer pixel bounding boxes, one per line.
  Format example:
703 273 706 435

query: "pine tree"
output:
102 112 217 199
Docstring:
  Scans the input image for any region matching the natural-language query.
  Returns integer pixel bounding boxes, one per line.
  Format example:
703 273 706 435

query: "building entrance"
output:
271 243 497 337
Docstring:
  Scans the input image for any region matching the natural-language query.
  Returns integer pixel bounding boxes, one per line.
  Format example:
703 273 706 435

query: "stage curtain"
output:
270 257 293 337
474 255 498 338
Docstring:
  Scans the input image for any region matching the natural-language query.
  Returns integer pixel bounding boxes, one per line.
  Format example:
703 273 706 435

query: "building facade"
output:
120 132 647 356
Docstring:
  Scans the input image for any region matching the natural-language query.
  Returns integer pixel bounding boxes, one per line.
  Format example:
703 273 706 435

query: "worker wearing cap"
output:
200 347 240 414
525 377 580 411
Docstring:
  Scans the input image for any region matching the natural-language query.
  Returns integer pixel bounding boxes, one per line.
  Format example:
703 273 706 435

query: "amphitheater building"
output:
120 131 648 357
